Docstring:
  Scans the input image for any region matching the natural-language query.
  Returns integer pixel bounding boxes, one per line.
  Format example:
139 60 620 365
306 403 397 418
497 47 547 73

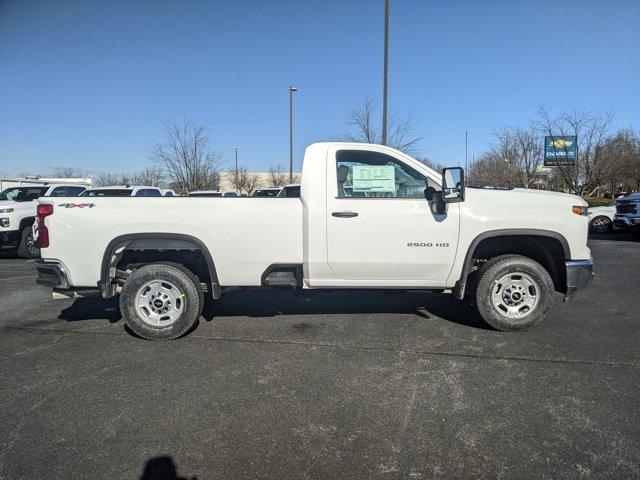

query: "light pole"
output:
381 0 390 145
465 130 468 172
233 146 241 175
289 85 298 183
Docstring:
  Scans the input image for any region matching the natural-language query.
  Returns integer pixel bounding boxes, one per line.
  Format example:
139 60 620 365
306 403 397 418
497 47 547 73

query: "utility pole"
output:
381 0 390 146
289 85 298 183
233 147 241 174
465 130 468 172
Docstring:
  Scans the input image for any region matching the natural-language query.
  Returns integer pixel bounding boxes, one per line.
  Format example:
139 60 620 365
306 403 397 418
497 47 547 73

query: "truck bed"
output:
40 197 303 287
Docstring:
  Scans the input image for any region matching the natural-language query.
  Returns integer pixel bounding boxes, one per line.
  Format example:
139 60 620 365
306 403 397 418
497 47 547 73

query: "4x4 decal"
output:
58 203 96 208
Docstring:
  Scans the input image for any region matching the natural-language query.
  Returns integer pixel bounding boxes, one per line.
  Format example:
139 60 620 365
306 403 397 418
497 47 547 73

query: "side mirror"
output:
441 167 465 203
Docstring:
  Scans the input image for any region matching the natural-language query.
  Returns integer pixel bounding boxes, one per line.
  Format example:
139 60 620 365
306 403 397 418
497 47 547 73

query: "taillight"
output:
36 204 54 248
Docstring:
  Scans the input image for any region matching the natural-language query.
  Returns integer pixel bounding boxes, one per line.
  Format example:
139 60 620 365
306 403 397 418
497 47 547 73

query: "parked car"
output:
80 186 163 197
187 190 238 197
253 187 282 197
613 192 640 235
587 203 616 233
277 184 300 198
35 142 593 340
0 184 86 258
161 189 177 197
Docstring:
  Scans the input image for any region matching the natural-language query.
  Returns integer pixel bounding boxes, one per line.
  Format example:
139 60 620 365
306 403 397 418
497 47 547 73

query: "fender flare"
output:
100 233 221 299
453 228 571 299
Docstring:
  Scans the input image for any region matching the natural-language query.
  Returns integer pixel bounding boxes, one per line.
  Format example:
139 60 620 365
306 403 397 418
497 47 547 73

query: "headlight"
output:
0 208 14 213
572 205 588 216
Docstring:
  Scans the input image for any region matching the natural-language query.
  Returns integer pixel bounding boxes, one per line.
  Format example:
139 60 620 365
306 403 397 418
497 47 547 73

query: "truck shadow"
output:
58 296 122 323
203 289 491 330
57 289 490 330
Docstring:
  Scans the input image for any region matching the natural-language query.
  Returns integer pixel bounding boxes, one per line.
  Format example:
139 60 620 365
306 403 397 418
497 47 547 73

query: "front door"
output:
326 147 460 284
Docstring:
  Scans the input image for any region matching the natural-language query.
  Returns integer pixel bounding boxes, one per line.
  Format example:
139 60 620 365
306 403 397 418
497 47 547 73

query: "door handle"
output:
332 211 358 218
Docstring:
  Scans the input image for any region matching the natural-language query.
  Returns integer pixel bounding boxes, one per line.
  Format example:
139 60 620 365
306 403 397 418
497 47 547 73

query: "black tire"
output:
17 225 40 259
119 263 204 340
589 215 612 233
473 255 555 332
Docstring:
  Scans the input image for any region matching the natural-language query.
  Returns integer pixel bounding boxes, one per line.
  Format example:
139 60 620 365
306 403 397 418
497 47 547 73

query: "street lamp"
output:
233 146 242 174
289 85 298 183
381 0 390 145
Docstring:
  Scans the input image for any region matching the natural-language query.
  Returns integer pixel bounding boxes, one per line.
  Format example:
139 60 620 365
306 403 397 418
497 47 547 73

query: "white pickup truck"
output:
35 143 593 340
0 184 86 258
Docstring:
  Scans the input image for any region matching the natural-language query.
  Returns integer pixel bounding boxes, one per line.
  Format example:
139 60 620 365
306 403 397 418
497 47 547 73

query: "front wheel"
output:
474 255 555 331
590 215 612 233
119 263 204 340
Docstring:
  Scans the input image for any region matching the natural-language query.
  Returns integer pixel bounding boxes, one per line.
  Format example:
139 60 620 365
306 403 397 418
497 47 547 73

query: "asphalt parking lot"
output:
0 234 638 479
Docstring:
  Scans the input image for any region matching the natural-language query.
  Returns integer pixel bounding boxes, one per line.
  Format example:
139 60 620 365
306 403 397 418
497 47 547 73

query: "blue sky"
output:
1 0 639 176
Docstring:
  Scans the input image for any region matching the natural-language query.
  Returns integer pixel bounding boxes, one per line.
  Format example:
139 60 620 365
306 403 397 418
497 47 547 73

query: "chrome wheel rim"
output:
491 272 539 319
591 217 610 233
135 280 185 327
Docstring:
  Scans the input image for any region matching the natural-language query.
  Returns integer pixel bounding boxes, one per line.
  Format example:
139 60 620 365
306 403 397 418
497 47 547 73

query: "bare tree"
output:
52 167 80 178
344 97 422 154
150 118 223 194
415 156 444 173
93 172 122 187
267 164 298 187
268 164 289 187
226 166 262 196
601 129 640 195
133 167 165 187
535 108 614 196
466 125 546 189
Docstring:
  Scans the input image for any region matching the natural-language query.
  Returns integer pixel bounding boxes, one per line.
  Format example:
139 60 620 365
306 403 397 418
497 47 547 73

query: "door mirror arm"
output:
425 188 447 215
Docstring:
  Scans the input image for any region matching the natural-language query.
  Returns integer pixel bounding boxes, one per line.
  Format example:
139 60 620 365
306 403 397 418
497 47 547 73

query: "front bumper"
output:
35 259 71 289
0 230 20 249
613 216 640 230
565 259 594 297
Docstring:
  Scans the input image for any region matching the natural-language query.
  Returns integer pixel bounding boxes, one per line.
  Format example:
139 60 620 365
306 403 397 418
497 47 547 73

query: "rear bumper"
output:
0 230 20 249
565 259 594 297
35 259 71 289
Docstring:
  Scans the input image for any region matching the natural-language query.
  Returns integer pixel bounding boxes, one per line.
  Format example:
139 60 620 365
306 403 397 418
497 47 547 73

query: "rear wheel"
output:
119 263 203 340
473 255 554 331
17 225 40 259
590 215 612 233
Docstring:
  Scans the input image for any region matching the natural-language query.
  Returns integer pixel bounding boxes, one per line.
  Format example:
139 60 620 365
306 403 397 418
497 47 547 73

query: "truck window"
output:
0 186 48 201
49 187 68 197
336 150 428 198
136 189 162 197
81 189 133 197
66 186 87 196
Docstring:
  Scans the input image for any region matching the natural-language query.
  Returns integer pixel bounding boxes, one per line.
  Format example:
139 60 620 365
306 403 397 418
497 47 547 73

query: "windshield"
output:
0 186 48 202
80 189 133 197
188 192 222 197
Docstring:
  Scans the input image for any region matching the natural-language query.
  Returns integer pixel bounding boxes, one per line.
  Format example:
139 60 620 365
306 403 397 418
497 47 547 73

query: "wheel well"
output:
100 234 221 299
457 234 567 297
19 217 35 231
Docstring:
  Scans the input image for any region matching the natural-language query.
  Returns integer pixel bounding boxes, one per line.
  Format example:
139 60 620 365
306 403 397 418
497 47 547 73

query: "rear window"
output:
0 186 48 202
81 189 132 197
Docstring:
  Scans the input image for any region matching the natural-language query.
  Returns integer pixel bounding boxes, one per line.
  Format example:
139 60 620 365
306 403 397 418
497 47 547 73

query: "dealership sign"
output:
544 135 577 166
